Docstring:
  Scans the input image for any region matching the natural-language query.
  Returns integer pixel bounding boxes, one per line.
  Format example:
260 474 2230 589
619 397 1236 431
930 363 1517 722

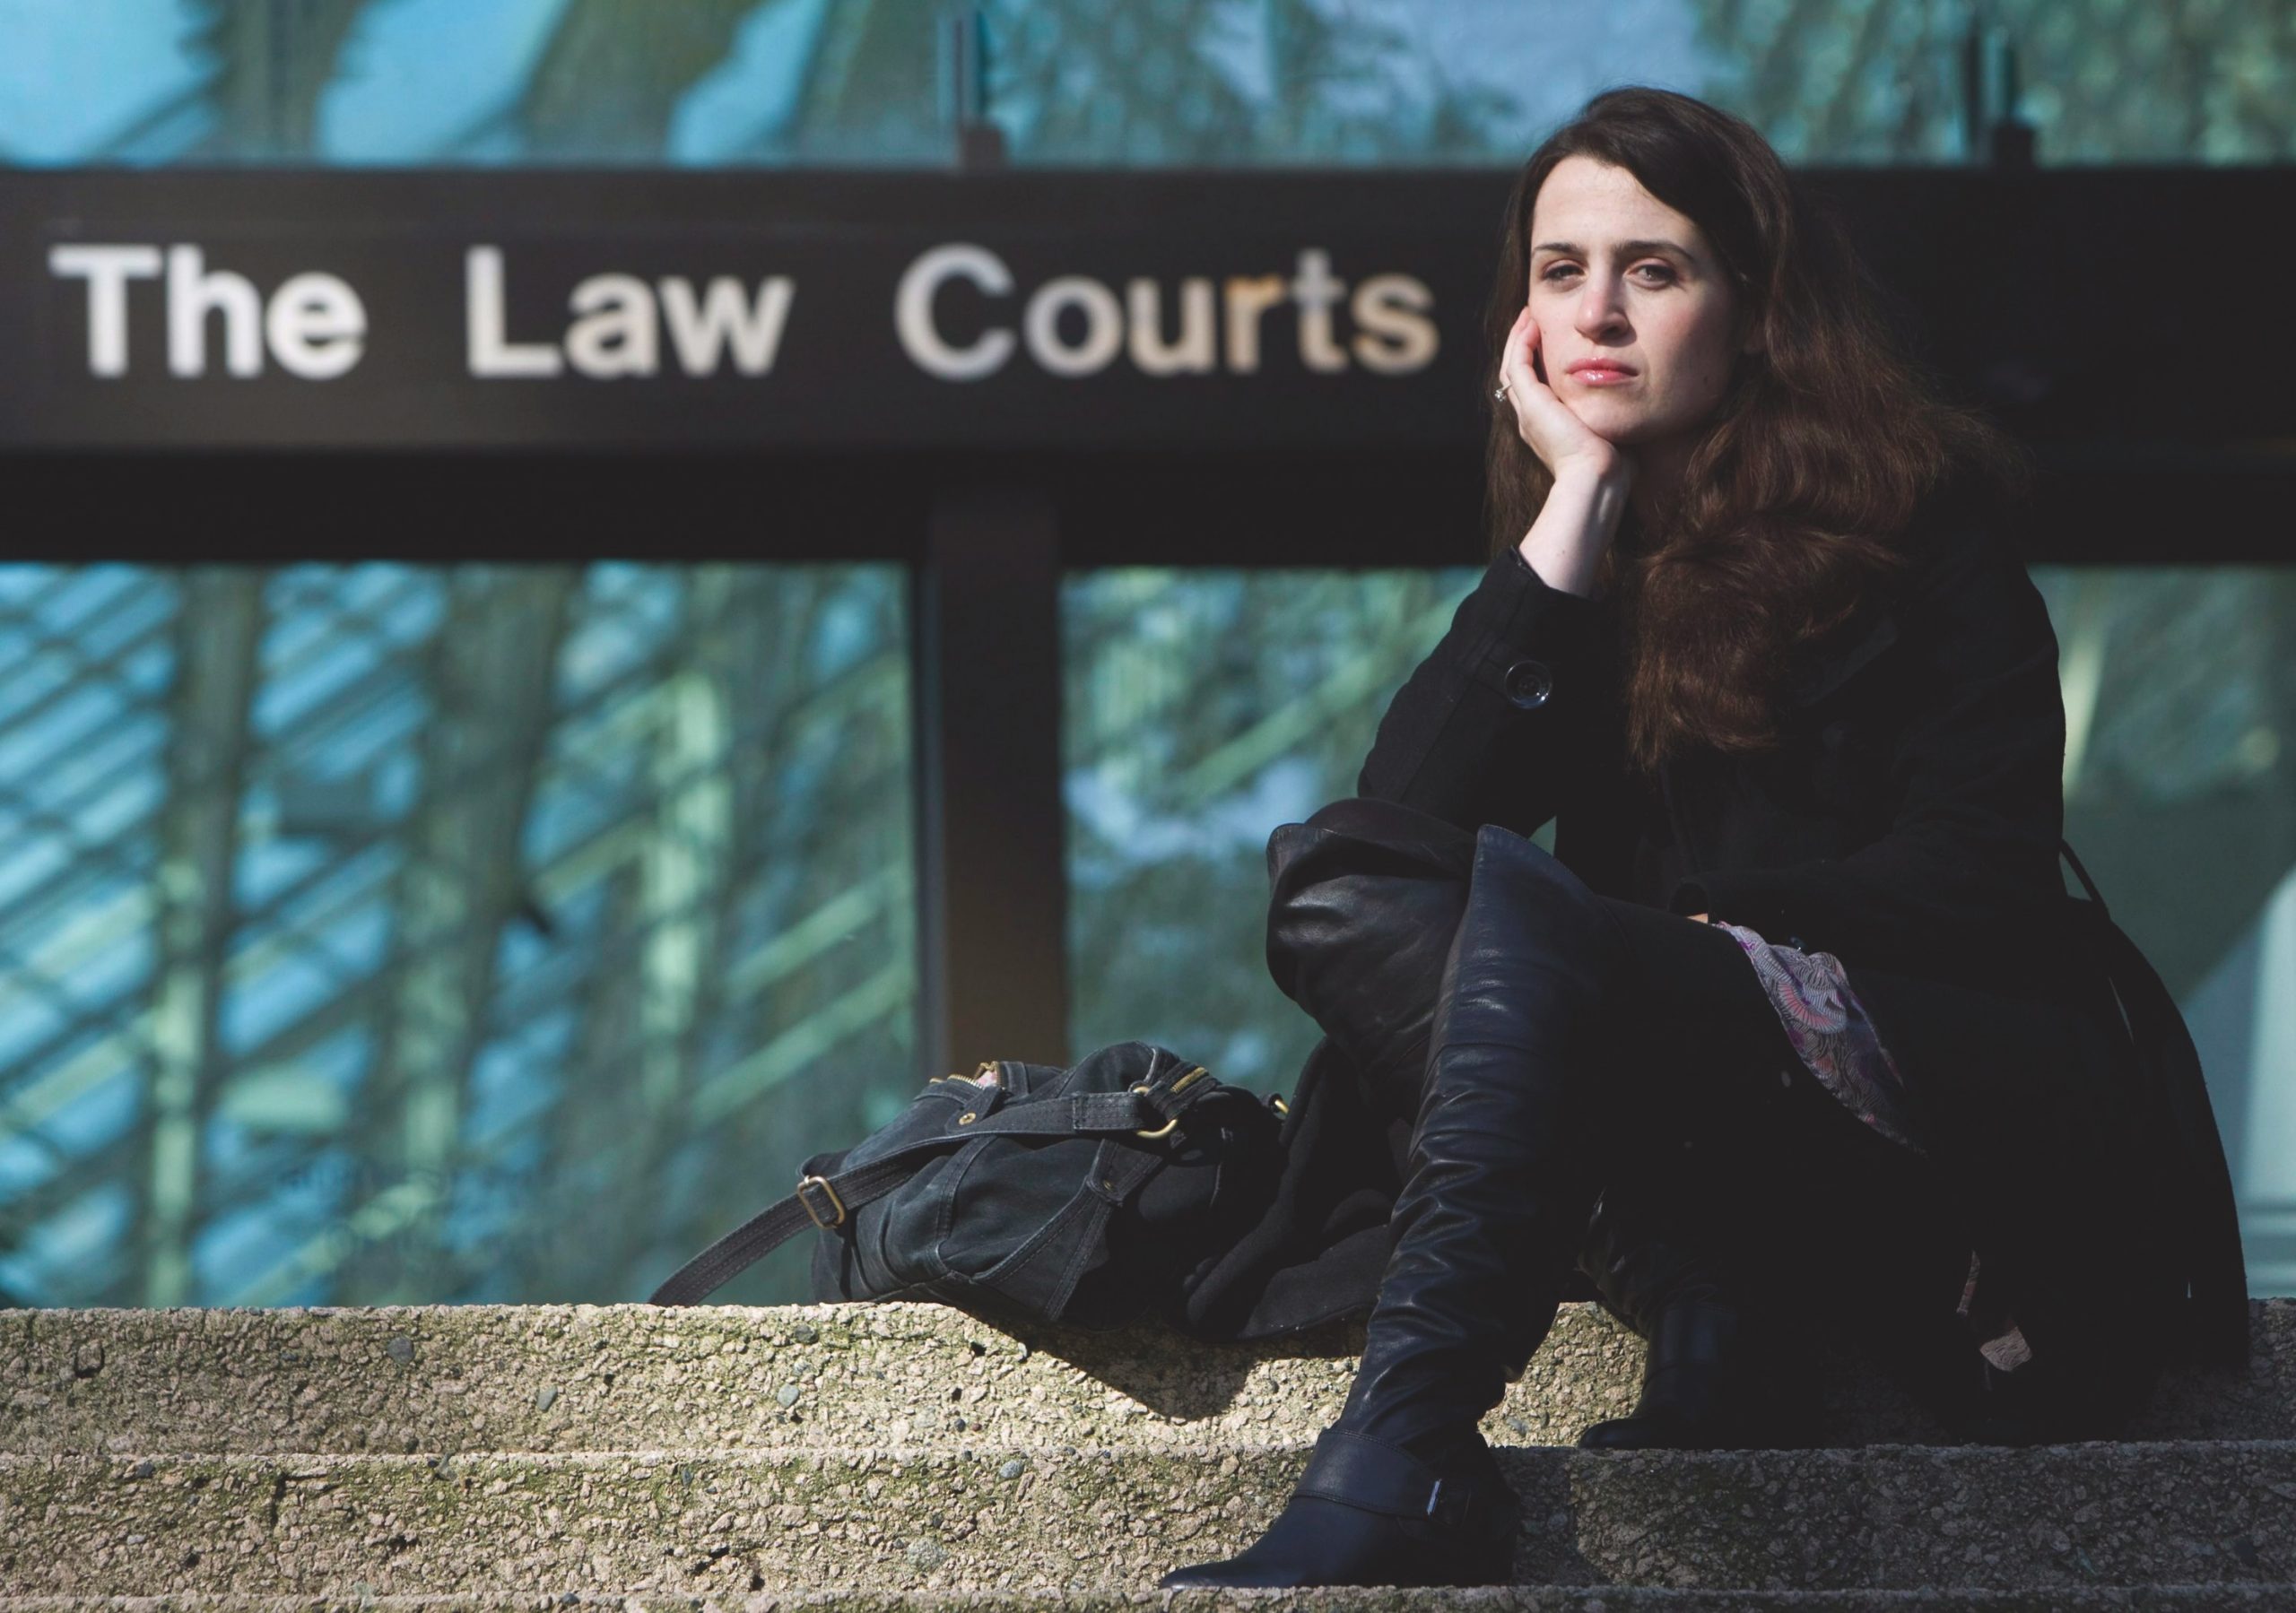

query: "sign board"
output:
2 170 1500 450
3 168 2288 455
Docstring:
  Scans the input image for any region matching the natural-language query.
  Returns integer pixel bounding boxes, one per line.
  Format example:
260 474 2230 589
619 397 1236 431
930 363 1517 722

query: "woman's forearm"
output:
1517 466 1632 600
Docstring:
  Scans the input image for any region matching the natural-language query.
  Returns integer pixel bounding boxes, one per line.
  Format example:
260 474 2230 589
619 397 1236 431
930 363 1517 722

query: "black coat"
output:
1186 481 2246 1435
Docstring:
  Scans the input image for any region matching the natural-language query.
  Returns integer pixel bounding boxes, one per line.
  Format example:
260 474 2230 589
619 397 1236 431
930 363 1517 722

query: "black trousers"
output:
1265 796 1977 1379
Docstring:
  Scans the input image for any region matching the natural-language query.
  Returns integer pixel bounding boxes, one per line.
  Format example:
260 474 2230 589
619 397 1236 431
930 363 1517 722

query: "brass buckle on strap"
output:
795 1174 847 1229
1128 1084 1180 1140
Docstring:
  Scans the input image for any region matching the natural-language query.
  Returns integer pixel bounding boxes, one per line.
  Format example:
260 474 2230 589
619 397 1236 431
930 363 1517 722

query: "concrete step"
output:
4 1594 2296 1611
2 1439 2292 1596
7 1300 2292 1457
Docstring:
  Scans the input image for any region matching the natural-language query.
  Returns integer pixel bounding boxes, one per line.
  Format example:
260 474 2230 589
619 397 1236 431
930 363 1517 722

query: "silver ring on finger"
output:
1493 382 1511 400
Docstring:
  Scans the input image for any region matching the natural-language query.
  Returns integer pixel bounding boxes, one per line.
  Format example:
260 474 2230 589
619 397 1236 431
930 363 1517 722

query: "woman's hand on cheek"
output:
1501 307 1632 488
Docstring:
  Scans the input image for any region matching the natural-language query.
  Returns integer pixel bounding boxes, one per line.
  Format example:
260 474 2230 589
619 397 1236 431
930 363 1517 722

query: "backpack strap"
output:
2059 837 2109 915
2060 837 2250 1366
648 1082 1205 1306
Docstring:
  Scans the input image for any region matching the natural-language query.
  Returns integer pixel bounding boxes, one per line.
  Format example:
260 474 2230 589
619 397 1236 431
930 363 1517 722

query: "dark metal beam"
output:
137 568 265 1305
4 447 2287 568
910 483 1069 1077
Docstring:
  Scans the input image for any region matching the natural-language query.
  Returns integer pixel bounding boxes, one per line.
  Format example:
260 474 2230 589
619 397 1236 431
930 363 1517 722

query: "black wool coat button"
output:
1501 658 1554 709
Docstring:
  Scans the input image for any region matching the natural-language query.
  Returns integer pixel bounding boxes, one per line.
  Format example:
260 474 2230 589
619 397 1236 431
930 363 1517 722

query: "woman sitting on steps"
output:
1129 84 2245 1590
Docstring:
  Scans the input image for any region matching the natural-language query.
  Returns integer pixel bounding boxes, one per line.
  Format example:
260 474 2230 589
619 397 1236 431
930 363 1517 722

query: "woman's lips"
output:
1569 366 1636 386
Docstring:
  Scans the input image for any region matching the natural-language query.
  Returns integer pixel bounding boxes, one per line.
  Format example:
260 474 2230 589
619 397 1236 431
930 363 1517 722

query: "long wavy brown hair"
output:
1483 87 2032 778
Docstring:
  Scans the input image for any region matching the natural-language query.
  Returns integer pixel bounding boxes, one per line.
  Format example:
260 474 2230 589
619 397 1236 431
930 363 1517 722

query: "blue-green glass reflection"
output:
3 1 2284 169
0 562 914 1306
1062 565 1481 1091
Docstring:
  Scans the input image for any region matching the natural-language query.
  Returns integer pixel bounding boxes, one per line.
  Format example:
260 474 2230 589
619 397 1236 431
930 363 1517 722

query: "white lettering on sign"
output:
893 243 1439 381
1292 248 1349 374
1023 276 1125 377
265 273 367 379
47 245 161 376
1223 274 1287 373
659 276 795 376
1350 272 1441 374
45 238 1432 391
1127 276 1214 375
895 244 1016 381
566 273 657 377
167 245 263 377
466 247 796 379
466 246 561 377
47 243 366 378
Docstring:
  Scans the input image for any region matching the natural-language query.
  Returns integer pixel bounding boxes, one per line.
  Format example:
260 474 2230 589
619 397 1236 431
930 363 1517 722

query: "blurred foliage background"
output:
1 0 2287 167
0 566 915 1306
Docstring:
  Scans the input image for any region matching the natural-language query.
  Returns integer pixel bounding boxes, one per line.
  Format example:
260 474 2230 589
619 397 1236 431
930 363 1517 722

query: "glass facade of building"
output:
0 563 914 1305
2 0 2286 169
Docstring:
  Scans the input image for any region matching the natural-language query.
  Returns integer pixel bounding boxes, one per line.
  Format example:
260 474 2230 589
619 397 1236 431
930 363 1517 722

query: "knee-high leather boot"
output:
1161 825 1621 1589
1571 1181 1813 1450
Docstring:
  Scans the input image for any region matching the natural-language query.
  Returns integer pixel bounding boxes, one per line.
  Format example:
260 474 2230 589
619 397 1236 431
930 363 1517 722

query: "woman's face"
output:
1526 155 1759 452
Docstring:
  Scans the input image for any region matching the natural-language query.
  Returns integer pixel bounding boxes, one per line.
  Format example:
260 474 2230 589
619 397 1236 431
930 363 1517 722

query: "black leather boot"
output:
1578 1296 1810 1449
1572 1179 1813 1450
1575 1180 1731 1340
1161 825 1619 1589
1577 1184 1728 1449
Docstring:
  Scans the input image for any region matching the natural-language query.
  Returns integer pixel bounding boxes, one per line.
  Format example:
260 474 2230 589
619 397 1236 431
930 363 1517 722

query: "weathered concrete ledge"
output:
6 1301 2291 1458
3 1590 2296 1610
0 1440 2291 1596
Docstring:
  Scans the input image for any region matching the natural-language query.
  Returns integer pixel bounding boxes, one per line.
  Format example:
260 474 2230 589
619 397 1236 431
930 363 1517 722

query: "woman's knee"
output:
1263 809 1482 1072
1298 795 1479 859
1431 834 1632 1058
1460 824 1619 947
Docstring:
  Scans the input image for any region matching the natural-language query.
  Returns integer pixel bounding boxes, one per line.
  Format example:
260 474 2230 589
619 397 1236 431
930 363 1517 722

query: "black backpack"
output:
648 1040 1286 1331
2057 841 2248 1367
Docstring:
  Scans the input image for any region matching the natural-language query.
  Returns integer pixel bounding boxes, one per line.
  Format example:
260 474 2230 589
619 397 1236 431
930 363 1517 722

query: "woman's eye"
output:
1536 263 1673 285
